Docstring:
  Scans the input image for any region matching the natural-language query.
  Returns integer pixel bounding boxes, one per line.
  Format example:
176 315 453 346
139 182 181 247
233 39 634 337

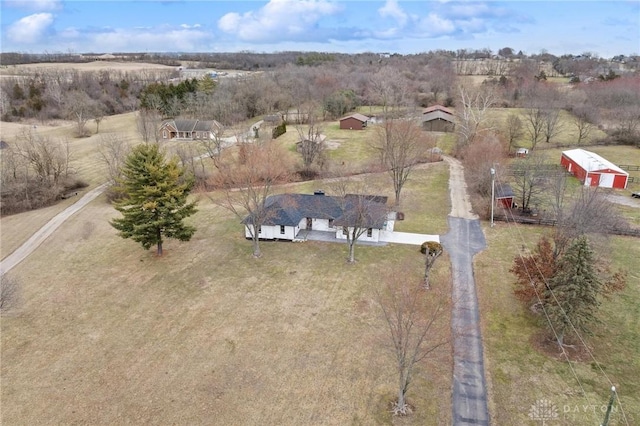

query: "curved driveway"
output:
441 156 490 426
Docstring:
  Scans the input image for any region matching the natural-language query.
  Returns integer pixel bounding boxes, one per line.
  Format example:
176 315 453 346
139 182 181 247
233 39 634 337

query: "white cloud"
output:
218 0 341 42
7 13 54 44
4 0 62 11
417 13 455 37
378 0 408 28
58 26 212 53
180 24 202 29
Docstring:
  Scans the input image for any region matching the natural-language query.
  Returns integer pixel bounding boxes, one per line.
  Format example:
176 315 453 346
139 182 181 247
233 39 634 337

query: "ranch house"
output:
243 191 394 243
159 119 223 142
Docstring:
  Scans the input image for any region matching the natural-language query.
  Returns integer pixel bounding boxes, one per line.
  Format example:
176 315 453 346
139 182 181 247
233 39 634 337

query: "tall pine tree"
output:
111 144 197 256
543 236 601 346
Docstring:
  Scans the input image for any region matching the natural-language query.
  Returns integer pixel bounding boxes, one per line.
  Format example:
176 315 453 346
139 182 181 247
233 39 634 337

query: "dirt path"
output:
440 155 490 425
0 184 108 275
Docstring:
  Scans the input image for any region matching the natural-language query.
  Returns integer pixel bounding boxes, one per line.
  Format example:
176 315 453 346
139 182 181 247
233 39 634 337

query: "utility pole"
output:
490 167 496 227
601 386 616 426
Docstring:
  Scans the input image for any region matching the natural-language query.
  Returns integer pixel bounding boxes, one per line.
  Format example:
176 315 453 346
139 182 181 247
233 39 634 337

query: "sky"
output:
1 0 639 58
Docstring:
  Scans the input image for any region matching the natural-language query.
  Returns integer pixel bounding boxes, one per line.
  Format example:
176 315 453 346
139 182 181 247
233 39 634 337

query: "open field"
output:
476 223 640 425
0 61 177 76
0 164 453 425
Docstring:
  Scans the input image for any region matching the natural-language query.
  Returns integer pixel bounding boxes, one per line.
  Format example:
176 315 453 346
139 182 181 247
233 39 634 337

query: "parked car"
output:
632 192 640 199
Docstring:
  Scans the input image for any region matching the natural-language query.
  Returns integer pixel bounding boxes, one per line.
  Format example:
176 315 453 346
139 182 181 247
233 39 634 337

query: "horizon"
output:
1 1 639 59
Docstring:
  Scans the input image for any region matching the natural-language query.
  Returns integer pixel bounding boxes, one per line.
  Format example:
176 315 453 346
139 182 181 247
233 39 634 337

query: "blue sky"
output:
1 1 638 57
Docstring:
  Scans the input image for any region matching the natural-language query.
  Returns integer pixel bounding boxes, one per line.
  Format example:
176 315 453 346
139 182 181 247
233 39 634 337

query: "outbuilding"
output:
560 149 628 189
495 183 516 208
339 113 369 130
422 105 455 132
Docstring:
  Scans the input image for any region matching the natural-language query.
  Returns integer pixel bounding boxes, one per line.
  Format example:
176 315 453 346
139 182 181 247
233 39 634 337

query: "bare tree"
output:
136 110 163 144
212 141 292 257
372 119 430 205
97 134 130 185
523 107 546 150
553 187 628 256
15 129 71 184
510 152 550 211
199 123 227 167
93 104 107 134
330 179 388 263
63 90 96 137
295 119 325 177
376 261 449 416
504 113 524 154
571 106 596 146
455 86 495 153
542 108 563 144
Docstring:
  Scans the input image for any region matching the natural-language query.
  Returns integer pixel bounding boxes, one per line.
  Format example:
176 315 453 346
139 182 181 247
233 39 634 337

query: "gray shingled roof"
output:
495 183 515 199
243 193 388 228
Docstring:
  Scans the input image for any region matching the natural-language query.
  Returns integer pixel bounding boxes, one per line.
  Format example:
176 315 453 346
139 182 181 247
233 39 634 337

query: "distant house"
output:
515 148 529 158
339 113 369 130
422 105 455 132
495 183 516 208
560 149 628 189
159 119 222 142
242 191 394 243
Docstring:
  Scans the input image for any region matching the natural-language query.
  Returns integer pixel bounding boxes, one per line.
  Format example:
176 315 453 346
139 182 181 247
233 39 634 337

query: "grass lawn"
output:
476 223 639 425
1 165 453 425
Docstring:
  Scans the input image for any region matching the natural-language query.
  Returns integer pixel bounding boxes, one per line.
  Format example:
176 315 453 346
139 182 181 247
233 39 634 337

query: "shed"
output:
339 113 369 130
515 148 529 158
560 149 628 189
422 105 455 132
495 183 516 208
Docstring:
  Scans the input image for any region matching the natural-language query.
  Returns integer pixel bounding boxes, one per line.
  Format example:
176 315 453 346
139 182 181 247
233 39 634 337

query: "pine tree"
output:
543 236 601 346
111 144 197 256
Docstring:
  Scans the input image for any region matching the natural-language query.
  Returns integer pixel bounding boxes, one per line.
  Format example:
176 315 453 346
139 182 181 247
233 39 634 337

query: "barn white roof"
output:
562 149 628 175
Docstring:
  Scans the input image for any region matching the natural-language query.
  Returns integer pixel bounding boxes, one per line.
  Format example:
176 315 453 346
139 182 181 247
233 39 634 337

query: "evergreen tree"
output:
111 144 197 256
543 236 601 346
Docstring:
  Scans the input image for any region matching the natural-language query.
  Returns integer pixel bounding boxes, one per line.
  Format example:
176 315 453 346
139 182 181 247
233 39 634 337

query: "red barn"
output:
339 113 369 130
495 183 516 208
560 149 628 189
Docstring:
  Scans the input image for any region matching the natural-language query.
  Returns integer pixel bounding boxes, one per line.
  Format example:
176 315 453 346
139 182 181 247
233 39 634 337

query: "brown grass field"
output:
1 149 454 425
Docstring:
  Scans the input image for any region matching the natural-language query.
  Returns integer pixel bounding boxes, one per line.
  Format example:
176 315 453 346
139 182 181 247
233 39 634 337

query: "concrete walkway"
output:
441 156 490 426
295 229 439 246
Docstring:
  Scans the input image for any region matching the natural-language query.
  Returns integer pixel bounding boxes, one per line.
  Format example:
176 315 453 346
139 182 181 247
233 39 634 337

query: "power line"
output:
492 172 630 425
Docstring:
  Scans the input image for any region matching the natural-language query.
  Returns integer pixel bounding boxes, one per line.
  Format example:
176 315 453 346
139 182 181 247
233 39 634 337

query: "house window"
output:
280 225 285 234
342 227 348 235
258 225 262 234
163 130 167 139
367 228 373 237
328 219 334 228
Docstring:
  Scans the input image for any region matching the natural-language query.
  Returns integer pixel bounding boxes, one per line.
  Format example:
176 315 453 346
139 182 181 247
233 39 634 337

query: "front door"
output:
306 218 312 230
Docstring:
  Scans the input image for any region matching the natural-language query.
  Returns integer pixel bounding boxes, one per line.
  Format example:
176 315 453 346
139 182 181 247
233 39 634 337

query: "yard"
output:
476 224 639 425
0 163 453 425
